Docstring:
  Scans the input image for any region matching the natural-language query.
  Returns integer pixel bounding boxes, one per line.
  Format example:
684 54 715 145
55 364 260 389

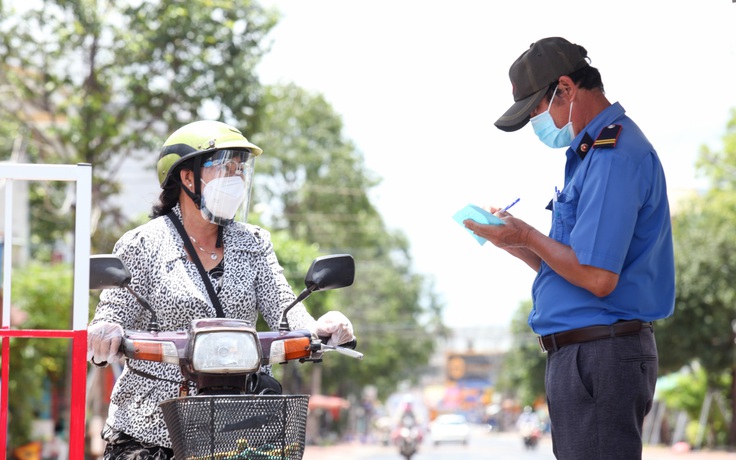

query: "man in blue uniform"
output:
464 37 674 459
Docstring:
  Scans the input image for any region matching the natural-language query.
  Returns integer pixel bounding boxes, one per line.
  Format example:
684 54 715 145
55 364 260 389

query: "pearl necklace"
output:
189 236 218 260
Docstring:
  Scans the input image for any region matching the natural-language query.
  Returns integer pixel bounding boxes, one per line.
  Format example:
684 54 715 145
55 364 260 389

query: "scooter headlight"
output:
191 329 261 373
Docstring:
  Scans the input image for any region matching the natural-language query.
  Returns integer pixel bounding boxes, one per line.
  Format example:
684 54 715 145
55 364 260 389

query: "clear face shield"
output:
199 149 256 225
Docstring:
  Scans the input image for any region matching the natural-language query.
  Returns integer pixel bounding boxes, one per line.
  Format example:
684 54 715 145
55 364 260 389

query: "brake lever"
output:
322 344 363 360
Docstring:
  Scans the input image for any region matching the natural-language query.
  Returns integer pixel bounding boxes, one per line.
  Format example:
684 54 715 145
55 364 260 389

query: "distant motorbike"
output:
90 253 362 460
396 425 421 460
392 411 423 460
519 421 541 450
516 406 542 450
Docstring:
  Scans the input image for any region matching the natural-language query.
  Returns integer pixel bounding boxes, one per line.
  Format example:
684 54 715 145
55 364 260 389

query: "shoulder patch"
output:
593 124 622 149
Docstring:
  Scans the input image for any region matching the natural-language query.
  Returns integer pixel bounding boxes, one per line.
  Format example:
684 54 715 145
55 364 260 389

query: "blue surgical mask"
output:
530 87 575 149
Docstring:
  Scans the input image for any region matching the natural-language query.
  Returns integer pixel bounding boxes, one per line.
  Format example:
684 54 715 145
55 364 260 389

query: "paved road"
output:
302 428 736 460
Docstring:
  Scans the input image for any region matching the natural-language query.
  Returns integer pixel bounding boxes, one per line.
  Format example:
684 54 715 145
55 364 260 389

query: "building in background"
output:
420 326 509 423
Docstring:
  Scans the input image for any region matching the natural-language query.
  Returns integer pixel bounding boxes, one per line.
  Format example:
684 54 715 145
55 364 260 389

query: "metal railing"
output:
1 163 91 460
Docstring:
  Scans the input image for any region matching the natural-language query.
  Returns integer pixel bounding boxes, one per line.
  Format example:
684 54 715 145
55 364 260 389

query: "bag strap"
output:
126 361 182 385
166 211 225 318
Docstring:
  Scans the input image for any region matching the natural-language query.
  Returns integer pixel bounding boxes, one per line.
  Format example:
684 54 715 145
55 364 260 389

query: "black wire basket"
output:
160 395 310 460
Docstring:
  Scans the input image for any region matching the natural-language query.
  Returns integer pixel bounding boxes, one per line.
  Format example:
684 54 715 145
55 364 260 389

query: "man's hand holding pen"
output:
495 197 520 216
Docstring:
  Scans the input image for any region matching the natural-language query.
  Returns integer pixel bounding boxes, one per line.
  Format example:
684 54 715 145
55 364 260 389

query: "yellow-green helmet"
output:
157 120 262 188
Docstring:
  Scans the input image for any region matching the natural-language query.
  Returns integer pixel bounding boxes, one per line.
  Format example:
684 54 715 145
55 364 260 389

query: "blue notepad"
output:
452 204 504 245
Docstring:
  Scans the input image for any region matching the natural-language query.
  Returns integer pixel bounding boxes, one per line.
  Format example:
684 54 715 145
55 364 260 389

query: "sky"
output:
250 0 736 330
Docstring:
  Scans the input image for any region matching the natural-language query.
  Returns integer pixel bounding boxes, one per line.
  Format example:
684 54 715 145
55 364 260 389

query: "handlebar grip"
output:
341 338 357 350
119 338 132 357
318 336 358 350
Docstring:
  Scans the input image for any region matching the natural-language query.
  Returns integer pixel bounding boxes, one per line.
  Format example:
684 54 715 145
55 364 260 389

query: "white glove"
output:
87 321 124 365
315 311 355 347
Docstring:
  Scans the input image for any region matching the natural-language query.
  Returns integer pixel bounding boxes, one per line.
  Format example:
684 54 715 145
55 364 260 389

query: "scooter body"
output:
90 253 362 460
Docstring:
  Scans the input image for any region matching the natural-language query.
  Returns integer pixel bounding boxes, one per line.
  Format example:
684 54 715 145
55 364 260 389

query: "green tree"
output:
0 0 278 252
655 108 736 446
658 365 731 447
252 83 444 399
496 300 545 406
252 83 382 249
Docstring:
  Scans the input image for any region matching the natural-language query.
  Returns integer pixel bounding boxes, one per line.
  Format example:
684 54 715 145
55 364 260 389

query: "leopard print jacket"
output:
89 205 317 447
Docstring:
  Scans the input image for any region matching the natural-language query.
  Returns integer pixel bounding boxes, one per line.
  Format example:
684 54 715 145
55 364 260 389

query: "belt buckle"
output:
538 335 548 352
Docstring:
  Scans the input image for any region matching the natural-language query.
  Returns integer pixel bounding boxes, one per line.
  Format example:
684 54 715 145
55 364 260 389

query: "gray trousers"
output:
545 329 657 459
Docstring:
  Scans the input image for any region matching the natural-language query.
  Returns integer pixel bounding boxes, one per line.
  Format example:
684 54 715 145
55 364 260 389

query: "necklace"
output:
189 236 218 260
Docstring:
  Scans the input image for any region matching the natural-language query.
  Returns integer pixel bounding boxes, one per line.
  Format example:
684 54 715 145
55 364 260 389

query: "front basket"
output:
160 394 309 460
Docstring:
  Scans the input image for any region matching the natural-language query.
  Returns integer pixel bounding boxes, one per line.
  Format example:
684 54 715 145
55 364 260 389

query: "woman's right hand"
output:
87 321 124 366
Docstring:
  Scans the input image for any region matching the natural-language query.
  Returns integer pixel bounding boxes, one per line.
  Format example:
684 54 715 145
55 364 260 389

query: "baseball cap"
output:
495 37 589 132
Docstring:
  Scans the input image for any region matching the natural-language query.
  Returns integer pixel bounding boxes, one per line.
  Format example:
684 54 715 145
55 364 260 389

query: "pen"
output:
499 197 520 214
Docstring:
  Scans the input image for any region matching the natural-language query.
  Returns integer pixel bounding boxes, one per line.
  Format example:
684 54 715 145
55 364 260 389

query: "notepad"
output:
452 204 504 245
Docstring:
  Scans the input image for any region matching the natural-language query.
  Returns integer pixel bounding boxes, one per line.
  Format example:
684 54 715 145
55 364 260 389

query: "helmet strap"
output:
179 156 203 210
180 181 202 210
192 156 203 209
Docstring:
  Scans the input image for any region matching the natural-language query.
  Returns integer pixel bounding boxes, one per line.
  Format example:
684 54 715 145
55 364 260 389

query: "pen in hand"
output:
498 197 520 215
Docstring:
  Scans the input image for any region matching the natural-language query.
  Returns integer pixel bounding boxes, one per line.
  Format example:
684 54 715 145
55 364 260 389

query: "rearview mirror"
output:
304 254 355 292
89 255 131 290
278 254 355 333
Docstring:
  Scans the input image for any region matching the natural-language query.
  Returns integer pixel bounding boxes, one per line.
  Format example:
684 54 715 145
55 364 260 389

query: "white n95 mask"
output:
200 176 247 224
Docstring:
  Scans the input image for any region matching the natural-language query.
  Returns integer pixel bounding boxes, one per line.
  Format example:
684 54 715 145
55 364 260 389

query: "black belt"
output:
538 320 653 352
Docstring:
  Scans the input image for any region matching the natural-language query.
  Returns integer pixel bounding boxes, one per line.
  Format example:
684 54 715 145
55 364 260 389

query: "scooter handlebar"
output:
317 336 363 360
319 336 358 350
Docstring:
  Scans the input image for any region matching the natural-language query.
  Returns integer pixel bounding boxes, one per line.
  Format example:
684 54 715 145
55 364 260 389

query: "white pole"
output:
71 164 92 331
695 390 713 450
0 163 93 329
2 178 13 328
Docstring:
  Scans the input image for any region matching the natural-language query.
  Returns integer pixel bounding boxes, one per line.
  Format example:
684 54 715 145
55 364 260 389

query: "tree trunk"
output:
730 366 736 446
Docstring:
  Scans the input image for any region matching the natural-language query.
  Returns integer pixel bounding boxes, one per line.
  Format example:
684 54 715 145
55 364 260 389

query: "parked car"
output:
429 413 470 445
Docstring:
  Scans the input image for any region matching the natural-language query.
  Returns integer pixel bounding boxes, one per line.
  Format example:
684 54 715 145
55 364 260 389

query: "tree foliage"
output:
657 194 736 378
655 108 736 445
658 364 731 447
251 83 443 399
0 0 278 252
496 300 546 406
252 83 382 250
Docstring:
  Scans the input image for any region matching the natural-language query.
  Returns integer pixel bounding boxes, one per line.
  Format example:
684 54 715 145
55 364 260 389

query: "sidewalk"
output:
643 444 736 459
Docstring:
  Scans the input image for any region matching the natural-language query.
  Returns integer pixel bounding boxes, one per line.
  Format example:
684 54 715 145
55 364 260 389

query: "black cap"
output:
495 37 589 132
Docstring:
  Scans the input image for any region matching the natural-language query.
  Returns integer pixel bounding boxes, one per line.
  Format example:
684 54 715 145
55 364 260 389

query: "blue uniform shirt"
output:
529 103 675 336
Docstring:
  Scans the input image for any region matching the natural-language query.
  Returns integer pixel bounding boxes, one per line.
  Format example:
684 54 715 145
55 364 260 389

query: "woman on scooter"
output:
87 120 356 459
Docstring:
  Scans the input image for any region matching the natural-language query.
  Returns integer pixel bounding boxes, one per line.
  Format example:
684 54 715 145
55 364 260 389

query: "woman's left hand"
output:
315 311 355 346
